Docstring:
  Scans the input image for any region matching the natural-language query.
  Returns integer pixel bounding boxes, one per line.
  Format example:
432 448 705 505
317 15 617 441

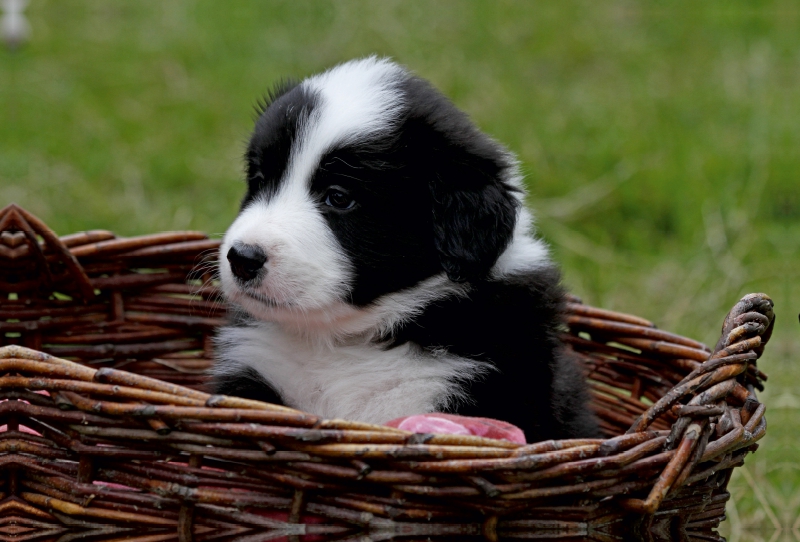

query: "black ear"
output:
400 75 521 283
430 156 519 283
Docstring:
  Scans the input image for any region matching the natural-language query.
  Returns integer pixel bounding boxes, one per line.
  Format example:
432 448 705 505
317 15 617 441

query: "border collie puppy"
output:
213 57 598 442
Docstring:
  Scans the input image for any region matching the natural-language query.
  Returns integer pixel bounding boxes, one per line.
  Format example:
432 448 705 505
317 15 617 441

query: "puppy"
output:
213 57 598 442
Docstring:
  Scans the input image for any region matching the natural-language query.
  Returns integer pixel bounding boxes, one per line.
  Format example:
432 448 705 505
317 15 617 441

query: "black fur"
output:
213 364 283 405
388 266 598 441
242 82 317 208
402 76 521 283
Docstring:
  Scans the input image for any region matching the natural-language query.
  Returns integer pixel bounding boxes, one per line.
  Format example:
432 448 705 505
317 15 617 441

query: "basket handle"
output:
0 204 95 301
621 293 774 515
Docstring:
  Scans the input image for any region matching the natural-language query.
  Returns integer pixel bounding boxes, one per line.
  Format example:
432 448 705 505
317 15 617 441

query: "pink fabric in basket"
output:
385 413 526 444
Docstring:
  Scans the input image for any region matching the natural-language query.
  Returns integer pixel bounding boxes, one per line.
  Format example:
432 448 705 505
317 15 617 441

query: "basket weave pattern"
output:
0 204 773 541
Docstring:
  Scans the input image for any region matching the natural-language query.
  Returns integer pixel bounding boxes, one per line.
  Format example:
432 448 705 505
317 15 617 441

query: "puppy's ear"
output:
430 153 519 283
401 76 520 282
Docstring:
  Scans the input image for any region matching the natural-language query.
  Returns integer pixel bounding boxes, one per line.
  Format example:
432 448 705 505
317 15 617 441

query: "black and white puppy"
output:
213 57 598 442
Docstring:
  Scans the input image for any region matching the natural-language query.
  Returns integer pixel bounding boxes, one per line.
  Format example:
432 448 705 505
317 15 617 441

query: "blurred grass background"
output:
1 1 798 539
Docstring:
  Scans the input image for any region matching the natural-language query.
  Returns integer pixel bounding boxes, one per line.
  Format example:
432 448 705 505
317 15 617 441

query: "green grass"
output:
2 1 799 538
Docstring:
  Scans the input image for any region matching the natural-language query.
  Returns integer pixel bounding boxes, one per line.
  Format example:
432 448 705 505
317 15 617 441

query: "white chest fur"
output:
213 322 489 424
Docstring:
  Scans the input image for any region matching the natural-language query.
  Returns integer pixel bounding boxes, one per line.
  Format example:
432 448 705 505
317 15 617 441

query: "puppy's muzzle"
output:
227 243 267 282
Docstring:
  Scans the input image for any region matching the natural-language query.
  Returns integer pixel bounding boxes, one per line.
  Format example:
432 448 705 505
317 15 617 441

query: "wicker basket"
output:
0 203 773 542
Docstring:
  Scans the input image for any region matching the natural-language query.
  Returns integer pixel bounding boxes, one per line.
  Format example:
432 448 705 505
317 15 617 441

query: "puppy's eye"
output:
324 188 355 210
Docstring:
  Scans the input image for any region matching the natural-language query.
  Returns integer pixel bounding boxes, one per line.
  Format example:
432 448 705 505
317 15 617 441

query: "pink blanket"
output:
385 413 526 444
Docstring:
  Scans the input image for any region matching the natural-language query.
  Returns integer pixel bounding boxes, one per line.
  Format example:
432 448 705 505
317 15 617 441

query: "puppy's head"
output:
220 57 527 328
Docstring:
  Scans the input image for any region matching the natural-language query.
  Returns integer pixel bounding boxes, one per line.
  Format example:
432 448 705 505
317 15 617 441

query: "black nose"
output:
227 243 267 282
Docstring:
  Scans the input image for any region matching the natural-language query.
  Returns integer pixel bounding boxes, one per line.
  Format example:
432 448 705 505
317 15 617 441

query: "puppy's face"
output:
220 58 520 327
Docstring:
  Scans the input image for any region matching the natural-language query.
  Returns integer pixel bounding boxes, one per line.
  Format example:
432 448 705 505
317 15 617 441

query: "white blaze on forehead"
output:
287 57 407 189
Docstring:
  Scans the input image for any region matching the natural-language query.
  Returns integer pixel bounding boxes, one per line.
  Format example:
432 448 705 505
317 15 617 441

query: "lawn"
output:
2 1 798 538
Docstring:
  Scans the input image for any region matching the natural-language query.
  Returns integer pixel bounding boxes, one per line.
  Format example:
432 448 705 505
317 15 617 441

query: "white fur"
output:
492 153 551 278
214 322 490 424
491 207 551 279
